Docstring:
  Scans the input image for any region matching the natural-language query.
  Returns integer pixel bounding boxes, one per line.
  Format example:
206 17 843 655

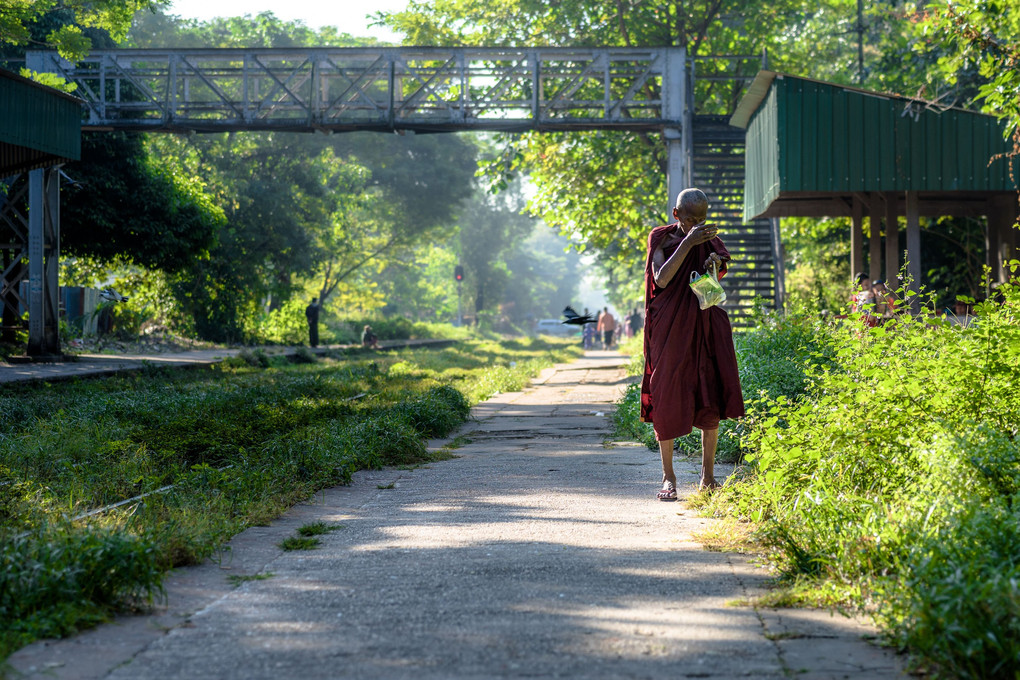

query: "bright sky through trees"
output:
165 0 408 40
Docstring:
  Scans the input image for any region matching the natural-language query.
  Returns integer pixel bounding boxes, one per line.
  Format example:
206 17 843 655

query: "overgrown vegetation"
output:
0 336 581 661
614 273 1020 679
612 306 831 460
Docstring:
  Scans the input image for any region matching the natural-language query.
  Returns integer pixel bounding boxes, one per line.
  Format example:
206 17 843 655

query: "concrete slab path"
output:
7 351 908 679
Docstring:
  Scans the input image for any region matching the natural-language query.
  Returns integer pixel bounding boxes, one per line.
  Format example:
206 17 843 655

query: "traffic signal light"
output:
454 265 464 282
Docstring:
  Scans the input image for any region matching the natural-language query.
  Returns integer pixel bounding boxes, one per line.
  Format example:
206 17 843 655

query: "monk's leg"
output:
700 428 720 490
658 439 677 498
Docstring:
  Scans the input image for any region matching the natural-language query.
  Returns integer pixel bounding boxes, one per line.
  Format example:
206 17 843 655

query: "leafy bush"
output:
235 348 271 368
259 297 312 345
879 497 1020 679
341 414 428 467
290 347 319 364
612 383 657 449
612 309 830 460
709 276 1020 677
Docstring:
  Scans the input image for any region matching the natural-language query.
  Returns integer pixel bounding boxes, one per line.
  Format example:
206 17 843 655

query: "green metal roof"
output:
0 68 82 176
730 71 1018 221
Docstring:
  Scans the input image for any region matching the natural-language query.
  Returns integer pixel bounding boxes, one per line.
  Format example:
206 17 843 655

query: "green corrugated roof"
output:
731 71 1017 221
0 68 82 176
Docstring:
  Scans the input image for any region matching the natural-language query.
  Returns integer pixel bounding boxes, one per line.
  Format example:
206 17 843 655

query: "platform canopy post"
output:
26 167 61 357
905 191 921 314
884 192 899 289
851 196 864 283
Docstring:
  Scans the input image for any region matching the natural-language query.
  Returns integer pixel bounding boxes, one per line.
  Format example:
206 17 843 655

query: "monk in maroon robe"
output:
641 188 744 500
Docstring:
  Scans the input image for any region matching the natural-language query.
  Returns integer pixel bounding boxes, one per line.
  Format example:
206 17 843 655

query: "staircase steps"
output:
691 114 777 326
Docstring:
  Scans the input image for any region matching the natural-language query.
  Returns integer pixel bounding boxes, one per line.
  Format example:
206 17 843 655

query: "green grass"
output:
279 536 320 551
0 334 581 661
227 572 274 586
297 522 342 537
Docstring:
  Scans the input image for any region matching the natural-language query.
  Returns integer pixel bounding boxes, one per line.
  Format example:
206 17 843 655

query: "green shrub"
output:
341 414 428 467
878 497 1020 680
258 297 311 346
612 383 657 449
613 310 829 460
235 348 271 368
290 347 318 364
710 278 1020 675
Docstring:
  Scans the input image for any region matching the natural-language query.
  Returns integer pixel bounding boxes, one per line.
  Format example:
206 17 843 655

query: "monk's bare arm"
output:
652 222 719 287
652 239 692 288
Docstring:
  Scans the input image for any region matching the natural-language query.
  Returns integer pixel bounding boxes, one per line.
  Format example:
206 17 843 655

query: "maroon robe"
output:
640 223 745 441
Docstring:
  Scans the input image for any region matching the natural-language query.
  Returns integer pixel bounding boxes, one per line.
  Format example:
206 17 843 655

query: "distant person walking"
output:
361 324 380 350
582 307 596 350
629 308 643 337
305 298 320 348
597 307 616 349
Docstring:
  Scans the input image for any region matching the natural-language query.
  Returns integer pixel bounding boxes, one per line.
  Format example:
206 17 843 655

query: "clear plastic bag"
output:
689 262 727 310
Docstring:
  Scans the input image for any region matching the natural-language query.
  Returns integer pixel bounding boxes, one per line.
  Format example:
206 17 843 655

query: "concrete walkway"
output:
7 352 907 679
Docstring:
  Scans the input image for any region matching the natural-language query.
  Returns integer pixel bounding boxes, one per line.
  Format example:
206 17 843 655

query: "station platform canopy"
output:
730 70 1018 223
0 68 82 176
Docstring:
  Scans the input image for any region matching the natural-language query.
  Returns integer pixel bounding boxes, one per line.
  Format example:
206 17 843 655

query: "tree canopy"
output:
0 0 162 60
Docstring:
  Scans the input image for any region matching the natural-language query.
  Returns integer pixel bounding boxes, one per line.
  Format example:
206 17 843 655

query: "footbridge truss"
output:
26 47 687 134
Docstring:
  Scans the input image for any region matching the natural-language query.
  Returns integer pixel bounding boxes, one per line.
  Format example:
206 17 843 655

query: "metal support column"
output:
884 191 899 288
851 196 864 281
988 195 1019 285
987 202 1003 284
27 167 61 357
770 217 786 311
664 47 689 216
868 208 882 283
905 191 921 313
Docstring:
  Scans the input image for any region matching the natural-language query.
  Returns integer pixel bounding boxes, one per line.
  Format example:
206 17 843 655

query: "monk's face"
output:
673 205 708 231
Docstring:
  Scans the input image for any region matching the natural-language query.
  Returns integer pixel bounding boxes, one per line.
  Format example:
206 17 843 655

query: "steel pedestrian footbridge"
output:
26 47 688 135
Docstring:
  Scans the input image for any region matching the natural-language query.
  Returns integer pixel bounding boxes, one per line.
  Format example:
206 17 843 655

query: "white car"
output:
534 319 580 337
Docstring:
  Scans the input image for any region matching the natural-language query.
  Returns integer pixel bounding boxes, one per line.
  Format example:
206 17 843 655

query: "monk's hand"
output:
704 252 723 270
683 221 718 246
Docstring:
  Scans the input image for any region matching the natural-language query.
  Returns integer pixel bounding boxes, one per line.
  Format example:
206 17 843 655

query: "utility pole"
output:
857 0 865 84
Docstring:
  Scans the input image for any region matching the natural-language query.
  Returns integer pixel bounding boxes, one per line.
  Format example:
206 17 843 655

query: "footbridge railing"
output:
26 47 688 134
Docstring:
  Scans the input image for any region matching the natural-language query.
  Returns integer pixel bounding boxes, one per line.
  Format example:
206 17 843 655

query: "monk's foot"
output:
657 477 677 502
698 477 721 492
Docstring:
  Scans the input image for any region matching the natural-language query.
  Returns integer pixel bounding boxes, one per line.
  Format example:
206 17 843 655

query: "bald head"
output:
675 188 709 214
